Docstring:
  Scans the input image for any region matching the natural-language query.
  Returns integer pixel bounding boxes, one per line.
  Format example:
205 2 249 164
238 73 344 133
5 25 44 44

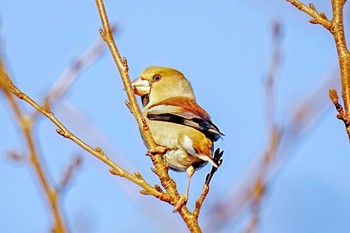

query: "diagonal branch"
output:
0 65 67 233
286 1 332 29
43 35 107 108
56 155 82 194
95 0 174 190
95 0 206 232
193 149 224 219
0 71 166 203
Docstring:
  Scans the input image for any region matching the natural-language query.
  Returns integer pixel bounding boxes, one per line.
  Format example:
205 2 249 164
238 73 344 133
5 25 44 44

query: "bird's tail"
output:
205 148 224 185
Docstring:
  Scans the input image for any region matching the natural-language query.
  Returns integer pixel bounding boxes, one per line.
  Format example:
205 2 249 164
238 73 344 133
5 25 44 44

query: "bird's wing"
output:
147 97 223 141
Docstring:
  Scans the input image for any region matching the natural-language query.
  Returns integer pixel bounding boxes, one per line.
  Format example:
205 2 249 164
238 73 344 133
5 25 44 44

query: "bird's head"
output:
131 66 195 106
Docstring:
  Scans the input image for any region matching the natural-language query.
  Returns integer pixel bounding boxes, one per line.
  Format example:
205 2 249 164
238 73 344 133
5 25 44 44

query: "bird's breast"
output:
146 119 183 149
144 116 210 171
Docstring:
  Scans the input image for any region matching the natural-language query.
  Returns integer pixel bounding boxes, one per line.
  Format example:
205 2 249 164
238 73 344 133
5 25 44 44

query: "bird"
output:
131 66 223 211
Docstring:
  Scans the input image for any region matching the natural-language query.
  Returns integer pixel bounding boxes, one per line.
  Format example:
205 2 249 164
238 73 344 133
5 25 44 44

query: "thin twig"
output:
6 150 24 162
204 21 333 232
286 1 332 30
42 27 116 108
193 149 224 219
241 21 283 233
193 185 209 219
265 21 282 130
205 71 337 232
56 155 82 194
329 89 350 126
0 67 67 233
287 0 350 139
1 72 165 202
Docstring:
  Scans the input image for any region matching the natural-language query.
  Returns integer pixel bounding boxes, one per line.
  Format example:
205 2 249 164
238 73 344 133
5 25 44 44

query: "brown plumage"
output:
131 66 223 211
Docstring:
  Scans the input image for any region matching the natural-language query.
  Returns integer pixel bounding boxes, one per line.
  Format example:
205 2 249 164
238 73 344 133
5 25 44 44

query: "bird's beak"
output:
131 76 150 96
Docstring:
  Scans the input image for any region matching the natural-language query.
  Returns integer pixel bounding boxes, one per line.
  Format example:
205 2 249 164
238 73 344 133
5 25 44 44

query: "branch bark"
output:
0 66 67 233
1 2 217 231
0 70 165 206
95 0 204 231
287 0 350 139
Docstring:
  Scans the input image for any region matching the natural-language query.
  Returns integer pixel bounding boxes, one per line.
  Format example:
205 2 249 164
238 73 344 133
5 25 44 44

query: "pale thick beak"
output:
131 77 150 96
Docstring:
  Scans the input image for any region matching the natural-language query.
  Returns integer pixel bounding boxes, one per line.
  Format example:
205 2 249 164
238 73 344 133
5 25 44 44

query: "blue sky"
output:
1 1 349 232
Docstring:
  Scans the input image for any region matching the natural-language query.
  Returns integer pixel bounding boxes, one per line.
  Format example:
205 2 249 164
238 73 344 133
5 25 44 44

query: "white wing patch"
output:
182 136 196 155
197 154 218 168
148 105 182 114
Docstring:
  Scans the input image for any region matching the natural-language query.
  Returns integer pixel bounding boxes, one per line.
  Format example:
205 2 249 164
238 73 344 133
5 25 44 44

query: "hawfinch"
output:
131 66 223 211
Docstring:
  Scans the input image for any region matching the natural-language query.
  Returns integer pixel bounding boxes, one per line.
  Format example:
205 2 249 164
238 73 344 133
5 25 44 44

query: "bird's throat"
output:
141 94 150 107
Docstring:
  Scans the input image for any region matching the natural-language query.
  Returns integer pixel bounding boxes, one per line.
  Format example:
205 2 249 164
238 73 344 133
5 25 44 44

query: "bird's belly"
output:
164 149 207 172
146 120 207 171
147 120 182 149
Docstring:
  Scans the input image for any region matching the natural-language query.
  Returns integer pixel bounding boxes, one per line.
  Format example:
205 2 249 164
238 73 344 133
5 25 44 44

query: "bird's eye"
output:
152 74 162 82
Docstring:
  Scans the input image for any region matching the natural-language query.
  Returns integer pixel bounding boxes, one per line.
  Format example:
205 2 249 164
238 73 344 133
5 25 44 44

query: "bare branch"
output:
287 0 350 138
0 66 67 233
95 0 204 231
1 72 164 202
286 0 332 30
43 39 106 107
329 89 350 133
56 155 82 194
95 0 177 193
6 150 25 162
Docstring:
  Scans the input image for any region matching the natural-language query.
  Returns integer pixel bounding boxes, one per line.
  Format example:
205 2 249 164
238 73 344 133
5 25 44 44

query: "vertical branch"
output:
205 69 337 232
330 0 350 137
95 0 170 185
265 22 282 130
0 68 67 233
287 0 350 138
95 1 202 231
243 22 283 233
95 0 145 135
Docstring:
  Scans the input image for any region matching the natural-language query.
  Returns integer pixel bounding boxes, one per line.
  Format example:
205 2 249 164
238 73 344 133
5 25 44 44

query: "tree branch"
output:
43 35 108 109
287 0 350 139
329 89 350 127
330 0 350 138
95 0 206 231
95 0 175 190
56 155 82 194
0 71 165 203
287 0 332 29
0 66 67 233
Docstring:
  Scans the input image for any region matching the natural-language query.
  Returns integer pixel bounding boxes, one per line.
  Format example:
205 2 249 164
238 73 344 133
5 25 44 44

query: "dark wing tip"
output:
147 112 224 142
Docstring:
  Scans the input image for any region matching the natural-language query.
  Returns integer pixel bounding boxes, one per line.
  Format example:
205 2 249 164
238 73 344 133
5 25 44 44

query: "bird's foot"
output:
173 194 188 213
146 146 168 156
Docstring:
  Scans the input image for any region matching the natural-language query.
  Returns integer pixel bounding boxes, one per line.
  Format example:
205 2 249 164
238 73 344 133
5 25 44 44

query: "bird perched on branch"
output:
131 66 223 211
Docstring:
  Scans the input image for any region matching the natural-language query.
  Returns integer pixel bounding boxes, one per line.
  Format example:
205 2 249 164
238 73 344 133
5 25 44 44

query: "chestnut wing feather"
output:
147 97 223 141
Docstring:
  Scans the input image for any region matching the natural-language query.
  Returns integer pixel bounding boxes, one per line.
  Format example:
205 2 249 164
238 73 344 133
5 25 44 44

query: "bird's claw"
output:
146 146 168 156
173 195 188 213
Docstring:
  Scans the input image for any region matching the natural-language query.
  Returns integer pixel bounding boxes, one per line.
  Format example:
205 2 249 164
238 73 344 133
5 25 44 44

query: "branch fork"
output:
94 1 222 230
287 0 350 139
